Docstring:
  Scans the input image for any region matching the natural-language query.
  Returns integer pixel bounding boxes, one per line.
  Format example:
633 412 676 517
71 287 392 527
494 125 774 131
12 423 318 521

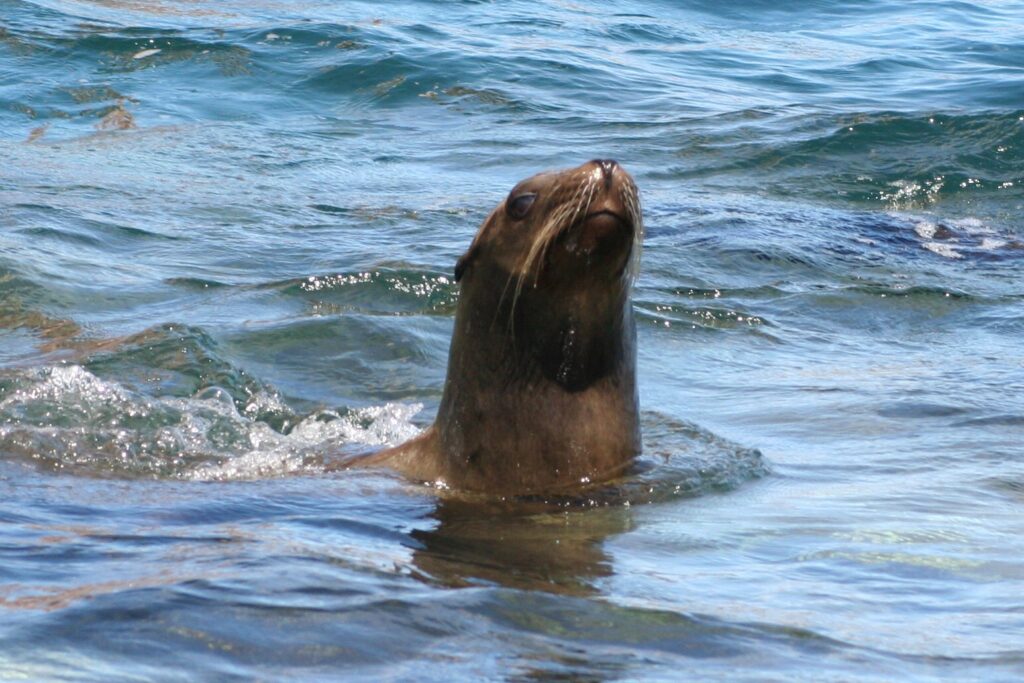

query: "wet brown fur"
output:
356 160 643 494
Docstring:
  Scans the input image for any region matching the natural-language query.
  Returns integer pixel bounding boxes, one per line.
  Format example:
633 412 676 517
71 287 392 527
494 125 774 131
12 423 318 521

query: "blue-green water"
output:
2 0 1023 680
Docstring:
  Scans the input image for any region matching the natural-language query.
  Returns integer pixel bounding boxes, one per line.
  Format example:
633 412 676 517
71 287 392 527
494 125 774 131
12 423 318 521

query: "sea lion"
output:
359 159 643 495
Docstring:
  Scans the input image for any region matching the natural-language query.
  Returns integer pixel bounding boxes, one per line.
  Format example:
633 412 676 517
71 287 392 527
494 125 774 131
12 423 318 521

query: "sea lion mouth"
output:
555 208 633 262
581 209 630 231
578 208 631 242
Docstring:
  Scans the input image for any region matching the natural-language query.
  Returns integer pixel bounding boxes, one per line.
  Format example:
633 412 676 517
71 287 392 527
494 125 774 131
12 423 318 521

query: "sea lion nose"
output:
592 159 619 188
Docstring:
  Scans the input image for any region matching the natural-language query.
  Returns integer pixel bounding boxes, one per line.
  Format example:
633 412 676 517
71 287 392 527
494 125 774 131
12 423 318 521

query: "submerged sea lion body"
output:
364 159 643 495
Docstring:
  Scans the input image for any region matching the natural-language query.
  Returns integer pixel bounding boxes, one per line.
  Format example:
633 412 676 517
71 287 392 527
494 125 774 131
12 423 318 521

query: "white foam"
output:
0 365 424 481
0 364 135 410
979 237 1007 250
913 221 937 240
185 403 423 481
922 242 963 259
948 217 992 235
907 215 1015 257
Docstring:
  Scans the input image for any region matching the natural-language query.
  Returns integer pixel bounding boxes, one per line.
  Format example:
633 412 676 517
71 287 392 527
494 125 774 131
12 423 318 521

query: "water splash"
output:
0 364 422 480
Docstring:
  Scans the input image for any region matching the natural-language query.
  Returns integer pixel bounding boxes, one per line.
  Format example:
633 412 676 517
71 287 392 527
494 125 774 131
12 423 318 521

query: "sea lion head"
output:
450 159 643 394
455 159 643 294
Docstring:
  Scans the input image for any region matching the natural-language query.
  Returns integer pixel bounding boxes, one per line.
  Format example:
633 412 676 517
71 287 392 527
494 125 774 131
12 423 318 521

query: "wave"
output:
659 110 1023 209
0 362 422 479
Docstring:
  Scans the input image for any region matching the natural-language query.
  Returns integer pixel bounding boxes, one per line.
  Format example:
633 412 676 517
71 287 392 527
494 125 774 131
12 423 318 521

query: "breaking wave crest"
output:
0 364 422 480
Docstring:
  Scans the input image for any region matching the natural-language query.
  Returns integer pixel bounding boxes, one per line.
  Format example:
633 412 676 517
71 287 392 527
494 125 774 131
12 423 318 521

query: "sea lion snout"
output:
556 160 639 263
593 158 619 187
585 159 636 221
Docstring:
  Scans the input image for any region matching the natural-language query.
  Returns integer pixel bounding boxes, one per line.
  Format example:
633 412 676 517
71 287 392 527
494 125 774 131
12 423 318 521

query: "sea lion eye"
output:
506 193 536 220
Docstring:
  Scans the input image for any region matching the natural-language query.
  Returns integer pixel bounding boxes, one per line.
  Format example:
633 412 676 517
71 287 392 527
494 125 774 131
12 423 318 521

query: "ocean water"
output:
1 0 1023 679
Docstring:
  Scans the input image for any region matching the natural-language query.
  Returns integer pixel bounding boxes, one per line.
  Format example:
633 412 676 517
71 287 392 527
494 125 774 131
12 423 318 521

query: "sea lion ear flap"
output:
454 245 478 282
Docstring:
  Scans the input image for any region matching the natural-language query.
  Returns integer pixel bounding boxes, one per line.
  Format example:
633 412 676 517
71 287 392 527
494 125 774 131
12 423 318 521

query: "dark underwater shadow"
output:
409 495 633 597
407 412 766 597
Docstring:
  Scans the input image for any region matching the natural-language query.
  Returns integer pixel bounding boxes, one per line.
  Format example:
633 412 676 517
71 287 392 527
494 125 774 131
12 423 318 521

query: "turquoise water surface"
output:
1 0 1023 680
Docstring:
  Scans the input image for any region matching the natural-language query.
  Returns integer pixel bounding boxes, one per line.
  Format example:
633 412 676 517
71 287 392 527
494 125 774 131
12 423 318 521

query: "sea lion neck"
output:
429 266 639 493
455 254 633 391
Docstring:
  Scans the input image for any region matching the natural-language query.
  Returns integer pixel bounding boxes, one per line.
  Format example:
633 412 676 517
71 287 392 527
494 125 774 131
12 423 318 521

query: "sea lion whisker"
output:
534 198 579 275
497 269 522 338
624 186 643 280
532 188 584 283
503 182 579 336
508 178 589 332
521 193 572 284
